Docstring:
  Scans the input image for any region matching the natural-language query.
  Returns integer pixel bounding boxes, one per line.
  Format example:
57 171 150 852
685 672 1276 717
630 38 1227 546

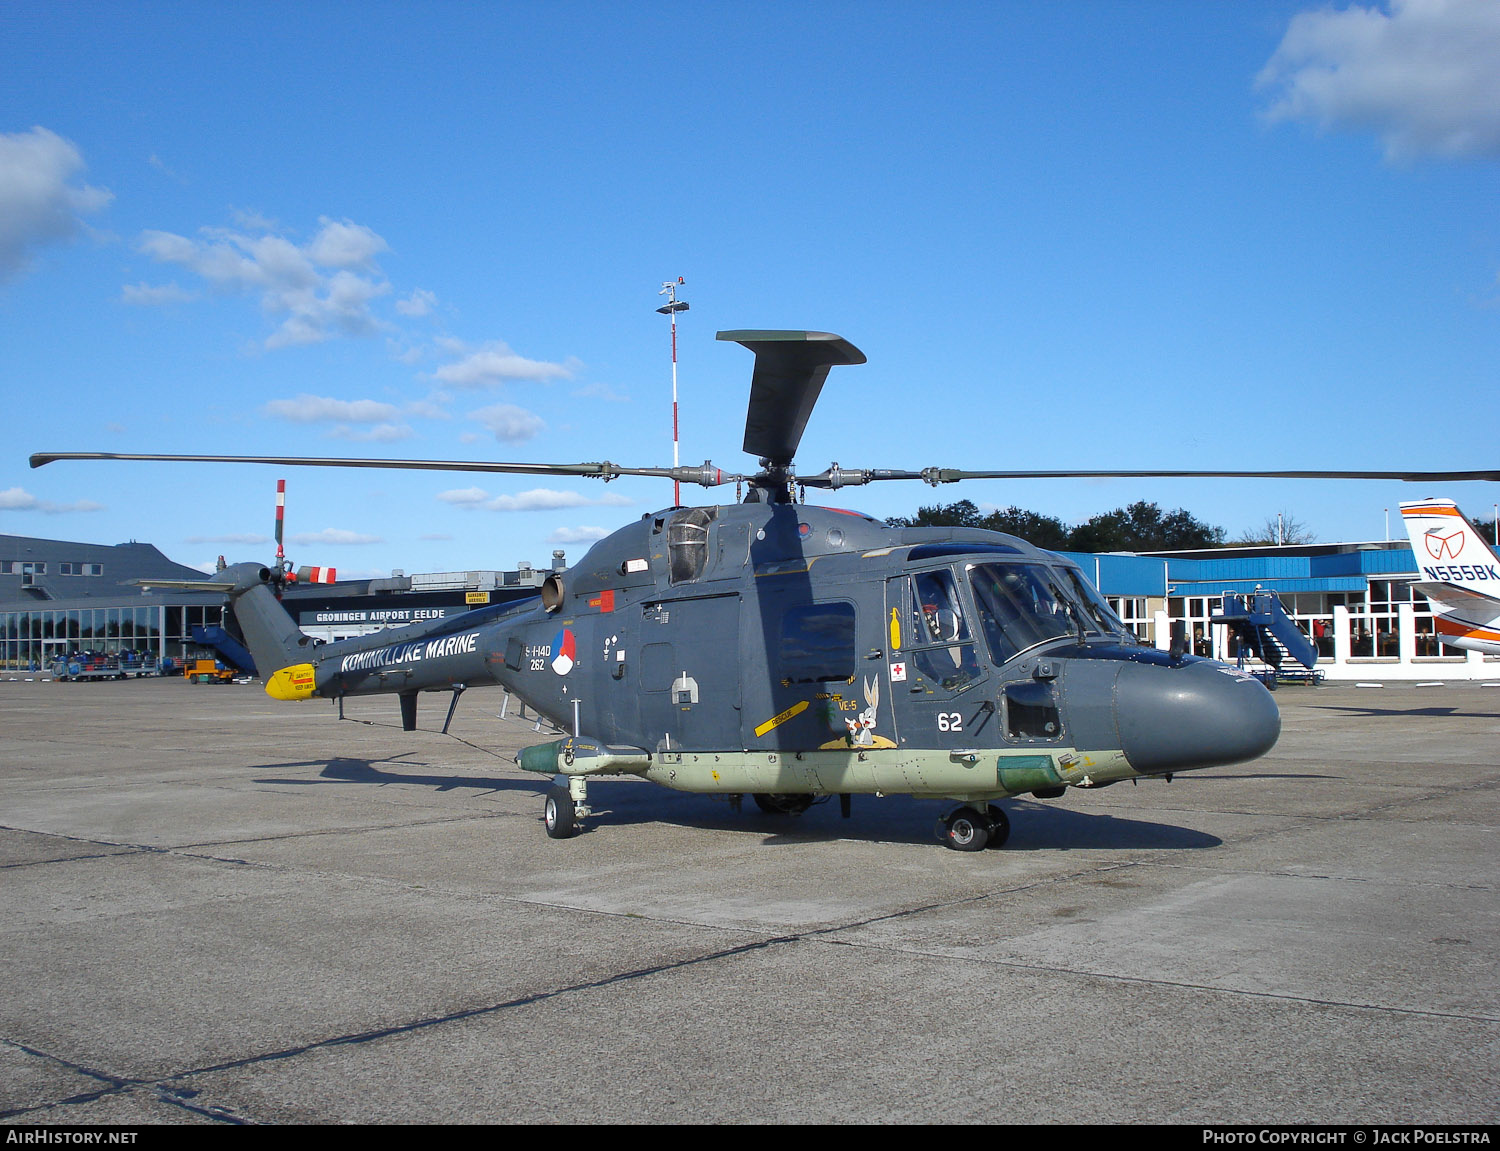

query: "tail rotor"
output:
270 479 335 597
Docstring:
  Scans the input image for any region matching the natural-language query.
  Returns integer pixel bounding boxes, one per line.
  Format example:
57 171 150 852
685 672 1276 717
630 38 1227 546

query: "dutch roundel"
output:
551 627 576 675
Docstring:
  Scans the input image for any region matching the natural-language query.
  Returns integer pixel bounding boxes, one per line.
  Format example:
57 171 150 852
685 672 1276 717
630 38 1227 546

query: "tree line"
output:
883 499 1230 552
886 499 1500 553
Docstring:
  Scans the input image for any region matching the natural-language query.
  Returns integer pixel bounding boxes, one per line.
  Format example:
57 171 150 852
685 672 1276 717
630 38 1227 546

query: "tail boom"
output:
213 562 516 703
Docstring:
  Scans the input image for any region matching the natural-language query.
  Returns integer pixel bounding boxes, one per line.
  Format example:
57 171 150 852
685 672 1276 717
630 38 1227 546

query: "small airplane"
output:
1400 498 1500 656
31 330 1500 849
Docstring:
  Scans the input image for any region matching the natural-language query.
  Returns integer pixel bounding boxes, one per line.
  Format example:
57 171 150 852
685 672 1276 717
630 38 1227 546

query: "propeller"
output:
28 329 1500 500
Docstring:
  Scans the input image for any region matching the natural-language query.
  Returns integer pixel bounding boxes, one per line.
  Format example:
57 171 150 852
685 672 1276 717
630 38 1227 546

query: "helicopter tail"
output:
138 562 318 694
218 563 320 690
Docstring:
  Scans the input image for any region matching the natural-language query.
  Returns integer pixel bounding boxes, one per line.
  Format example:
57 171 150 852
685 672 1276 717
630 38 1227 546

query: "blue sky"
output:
3 0 1498 576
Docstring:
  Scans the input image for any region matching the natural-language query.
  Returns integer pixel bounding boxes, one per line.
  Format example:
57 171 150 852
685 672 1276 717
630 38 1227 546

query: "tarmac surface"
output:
1 673 1497 1125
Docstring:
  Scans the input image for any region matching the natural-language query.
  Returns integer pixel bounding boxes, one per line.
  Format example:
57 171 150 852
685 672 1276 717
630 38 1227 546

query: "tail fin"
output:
138 562 315 677
1399 500 1500 653
220 562 318 674
1400 499 1500 595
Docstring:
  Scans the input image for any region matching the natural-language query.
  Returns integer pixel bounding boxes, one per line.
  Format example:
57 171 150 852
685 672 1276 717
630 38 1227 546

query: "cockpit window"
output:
968 562 1127 664
895 570 983 692
912 569 970 646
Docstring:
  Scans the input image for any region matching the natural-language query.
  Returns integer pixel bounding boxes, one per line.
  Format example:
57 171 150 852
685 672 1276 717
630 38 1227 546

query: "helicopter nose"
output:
1115 660 1280 775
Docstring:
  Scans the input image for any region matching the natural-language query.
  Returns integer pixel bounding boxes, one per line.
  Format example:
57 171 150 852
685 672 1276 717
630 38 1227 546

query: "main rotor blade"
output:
798 465 1500 489
912 467 1500 485
29 452 742 488
718 330 866 468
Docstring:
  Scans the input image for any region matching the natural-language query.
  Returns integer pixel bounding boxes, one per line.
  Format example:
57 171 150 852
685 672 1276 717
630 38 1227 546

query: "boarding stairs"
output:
1212 591 1321 685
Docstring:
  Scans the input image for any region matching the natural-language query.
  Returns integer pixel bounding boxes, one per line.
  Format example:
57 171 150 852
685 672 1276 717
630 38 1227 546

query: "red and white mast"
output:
656 278 689 506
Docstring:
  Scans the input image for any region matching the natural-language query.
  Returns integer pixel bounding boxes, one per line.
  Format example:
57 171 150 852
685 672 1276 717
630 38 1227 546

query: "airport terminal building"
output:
1065 538 1494 681
2 529 1489 681
0 533 557 675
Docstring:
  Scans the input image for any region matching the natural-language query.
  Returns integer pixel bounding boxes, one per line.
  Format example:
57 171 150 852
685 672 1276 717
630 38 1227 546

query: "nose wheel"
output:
938 804 1011 851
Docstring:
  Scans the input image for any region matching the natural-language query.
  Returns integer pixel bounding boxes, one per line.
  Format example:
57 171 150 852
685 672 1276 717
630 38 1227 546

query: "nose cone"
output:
1115 660 1280 775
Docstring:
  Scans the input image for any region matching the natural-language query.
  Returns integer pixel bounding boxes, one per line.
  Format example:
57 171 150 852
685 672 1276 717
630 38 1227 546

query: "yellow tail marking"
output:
265 663 317 701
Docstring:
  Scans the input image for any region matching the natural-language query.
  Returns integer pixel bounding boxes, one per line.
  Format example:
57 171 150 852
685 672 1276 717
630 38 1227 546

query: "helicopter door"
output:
636 592 742 752
886 572 993 747
746 597 875 751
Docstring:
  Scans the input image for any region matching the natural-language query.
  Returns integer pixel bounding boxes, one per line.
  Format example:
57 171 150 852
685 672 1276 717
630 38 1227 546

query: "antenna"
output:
657 277 689 506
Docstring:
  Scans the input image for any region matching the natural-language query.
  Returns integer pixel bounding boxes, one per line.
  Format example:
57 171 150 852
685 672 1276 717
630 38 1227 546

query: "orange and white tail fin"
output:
1399 499 1500 654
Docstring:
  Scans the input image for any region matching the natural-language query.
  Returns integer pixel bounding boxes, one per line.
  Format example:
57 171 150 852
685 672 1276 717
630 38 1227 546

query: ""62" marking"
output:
937 712 963 733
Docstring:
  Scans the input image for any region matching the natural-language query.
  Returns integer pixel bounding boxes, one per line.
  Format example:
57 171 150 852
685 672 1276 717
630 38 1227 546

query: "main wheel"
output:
544 786 578 839
752 793 815 816
940 806 990 852
984 804 1011 849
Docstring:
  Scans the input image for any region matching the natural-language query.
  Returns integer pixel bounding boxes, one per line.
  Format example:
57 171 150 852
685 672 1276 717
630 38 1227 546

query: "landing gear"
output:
938 804 1011 852
939 806 989 851
752 793 815 816
984 804 1011 849
543 775 590 839
544 786 577 839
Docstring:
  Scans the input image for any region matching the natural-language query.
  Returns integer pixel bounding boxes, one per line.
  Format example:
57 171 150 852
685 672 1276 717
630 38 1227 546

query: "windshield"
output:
968 562 1129 664
1058 566 1132 638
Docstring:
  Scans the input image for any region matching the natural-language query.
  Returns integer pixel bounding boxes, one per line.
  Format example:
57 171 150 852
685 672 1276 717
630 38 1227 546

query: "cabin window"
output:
777 602 856 683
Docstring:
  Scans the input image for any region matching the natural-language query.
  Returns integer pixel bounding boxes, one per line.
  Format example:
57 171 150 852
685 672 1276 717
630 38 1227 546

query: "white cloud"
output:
1260 0 1500 162
0 127 112 284
0 486 104 513
263 268 389 348
263 394 401 424
137 217 393 348
436 486 633 512
467 402 545 442
395 288 437 316
305 217 388 270
433 339 576 388
548 526 611 544
326 422 414 442
404 399 450 421
121 280 196 306
289 528 383 546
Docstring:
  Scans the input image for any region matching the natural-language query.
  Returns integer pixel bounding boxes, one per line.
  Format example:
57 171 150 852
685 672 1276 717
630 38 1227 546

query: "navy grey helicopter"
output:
31 331 1500 849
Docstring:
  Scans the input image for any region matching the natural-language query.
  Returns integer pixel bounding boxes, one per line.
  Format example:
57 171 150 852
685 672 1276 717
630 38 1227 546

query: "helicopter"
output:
31 330 1500 850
